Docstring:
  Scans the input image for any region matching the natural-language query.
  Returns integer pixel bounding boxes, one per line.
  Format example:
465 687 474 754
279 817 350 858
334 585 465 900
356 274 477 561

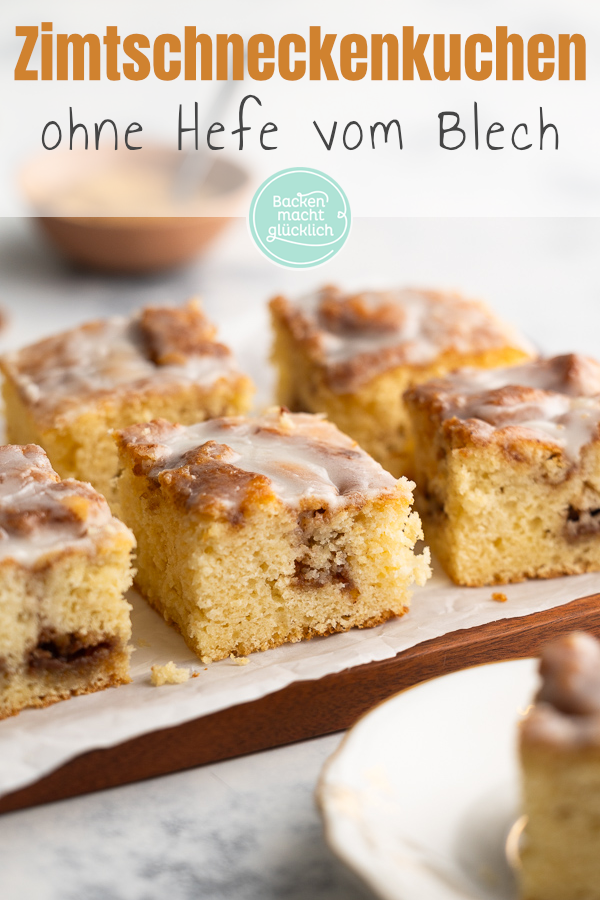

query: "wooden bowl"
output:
20 149 250 274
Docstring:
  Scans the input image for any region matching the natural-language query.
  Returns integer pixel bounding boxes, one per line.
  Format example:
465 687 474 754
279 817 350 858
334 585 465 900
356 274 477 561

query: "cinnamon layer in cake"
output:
115 410 430 661
405 354 600 585
0 444 134 719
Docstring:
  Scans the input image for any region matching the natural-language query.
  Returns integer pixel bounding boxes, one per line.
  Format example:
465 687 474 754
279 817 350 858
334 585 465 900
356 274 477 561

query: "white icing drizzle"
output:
437 357 600 461
3 314 238 422
300 287 533 366
439 356 598 395
125 411 400 512
0 445 125 565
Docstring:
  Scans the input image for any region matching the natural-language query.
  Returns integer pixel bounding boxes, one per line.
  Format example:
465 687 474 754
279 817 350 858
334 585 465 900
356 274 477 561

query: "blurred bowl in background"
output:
34 215 238 275
20 148 251 274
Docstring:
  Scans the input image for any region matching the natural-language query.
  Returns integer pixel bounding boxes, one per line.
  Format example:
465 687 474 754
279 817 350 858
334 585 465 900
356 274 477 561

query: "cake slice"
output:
270 285 533 478
114 409 430 662
519 632 600 900
405 354 600 586
0 300 254 511
0 444 135 719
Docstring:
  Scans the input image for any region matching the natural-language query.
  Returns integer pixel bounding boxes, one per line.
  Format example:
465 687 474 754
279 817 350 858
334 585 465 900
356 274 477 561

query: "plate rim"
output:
316 657 537 900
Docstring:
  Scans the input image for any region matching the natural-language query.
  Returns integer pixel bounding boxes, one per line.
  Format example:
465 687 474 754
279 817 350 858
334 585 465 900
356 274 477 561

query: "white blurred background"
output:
0 0 597 372
1 0 599 216
0 215 597 407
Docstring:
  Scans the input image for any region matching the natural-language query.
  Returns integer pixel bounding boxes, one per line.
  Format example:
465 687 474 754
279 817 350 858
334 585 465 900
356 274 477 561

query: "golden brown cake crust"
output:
116 409 429 663
270 285 533 393
136 577 403 660
0 445 135 719
115 410 402 522
0 444 126 567
406 355 600 586
0 299 243 428
138 301 228 365
0 665 130 720
405 354 600 464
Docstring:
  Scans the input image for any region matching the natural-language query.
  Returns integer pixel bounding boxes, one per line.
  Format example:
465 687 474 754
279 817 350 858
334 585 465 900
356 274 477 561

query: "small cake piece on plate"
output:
0 445 134 720
0 300 254 510
114 409 430 662
270 285 533 478
405 354 600 586
519 632 600 900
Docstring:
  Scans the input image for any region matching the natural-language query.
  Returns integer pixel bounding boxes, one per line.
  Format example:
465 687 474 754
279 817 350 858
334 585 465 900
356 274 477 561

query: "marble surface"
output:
1 733 373 900
1 215 599 899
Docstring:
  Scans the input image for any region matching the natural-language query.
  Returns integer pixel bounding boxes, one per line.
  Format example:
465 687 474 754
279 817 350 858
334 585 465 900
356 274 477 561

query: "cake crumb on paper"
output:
492 592 508 603
230 654 249 666
201 656 213 665
150 661 190 686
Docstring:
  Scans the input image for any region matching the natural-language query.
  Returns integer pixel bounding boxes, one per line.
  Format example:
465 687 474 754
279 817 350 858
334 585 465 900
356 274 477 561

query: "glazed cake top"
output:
116 409 402 520
270 285 532 392
0 445 130 565
521 633 600 749
0 301 241 426
406 354 600 462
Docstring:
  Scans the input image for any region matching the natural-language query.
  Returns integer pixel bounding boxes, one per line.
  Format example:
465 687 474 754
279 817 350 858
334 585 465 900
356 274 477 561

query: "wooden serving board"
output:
1 592 600 816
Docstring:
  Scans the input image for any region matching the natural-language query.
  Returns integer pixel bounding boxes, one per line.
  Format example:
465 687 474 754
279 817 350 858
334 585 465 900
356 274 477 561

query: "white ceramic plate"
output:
318 659 538 900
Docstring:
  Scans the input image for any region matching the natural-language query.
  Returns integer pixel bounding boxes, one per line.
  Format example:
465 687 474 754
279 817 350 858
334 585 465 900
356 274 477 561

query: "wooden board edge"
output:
1 592 600 815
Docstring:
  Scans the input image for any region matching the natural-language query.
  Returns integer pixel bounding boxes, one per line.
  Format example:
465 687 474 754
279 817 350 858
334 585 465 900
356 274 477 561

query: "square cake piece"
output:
114 409 430 662
405 354 600 586
0 444 135 719
270 285 533 478
0 300 254 511
519 632 600 900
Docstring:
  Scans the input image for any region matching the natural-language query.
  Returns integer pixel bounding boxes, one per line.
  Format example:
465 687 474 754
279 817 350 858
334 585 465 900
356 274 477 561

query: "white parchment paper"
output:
1 249 599 801
2 565 599 799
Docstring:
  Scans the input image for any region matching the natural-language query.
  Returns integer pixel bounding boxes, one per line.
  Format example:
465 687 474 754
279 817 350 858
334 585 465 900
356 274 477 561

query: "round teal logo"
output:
248 167 351 268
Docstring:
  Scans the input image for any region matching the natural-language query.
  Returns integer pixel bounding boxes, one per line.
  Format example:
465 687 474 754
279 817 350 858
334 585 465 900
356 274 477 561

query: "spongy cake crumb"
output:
492 592 508 603
230 654 249 666
116 411 430 663
151 661 190 686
